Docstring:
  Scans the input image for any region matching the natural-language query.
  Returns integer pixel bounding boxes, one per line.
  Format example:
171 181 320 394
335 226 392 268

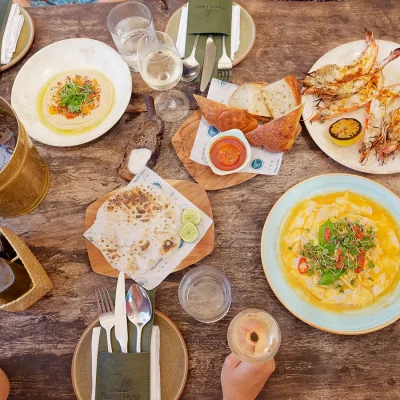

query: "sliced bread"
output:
194 94 259 133
228 82 272 119
245 104 304 153
262 75 301 119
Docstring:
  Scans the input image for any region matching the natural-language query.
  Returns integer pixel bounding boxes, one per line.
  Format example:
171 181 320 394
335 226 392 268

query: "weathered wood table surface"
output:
1 0 400 399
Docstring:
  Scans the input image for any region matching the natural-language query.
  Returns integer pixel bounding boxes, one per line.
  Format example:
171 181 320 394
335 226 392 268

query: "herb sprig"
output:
59 81 93 113
301 219 376 286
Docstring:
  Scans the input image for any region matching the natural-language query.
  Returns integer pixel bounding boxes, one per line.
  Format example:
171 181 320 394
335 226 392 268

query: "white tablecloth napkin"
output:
91 326 161 400
1 4 24 65
176 4 241 60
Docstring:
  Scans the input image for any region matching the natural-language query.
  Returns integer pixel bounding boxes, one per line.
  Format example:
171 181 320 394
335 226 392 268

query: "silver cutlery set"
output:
96 271 152 353
182 34 233 90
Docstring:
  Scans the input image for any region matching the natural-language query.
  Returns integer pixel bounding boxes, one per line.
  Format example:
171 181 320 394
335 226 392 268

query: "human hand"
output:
0 368 10 400
221 353 275 400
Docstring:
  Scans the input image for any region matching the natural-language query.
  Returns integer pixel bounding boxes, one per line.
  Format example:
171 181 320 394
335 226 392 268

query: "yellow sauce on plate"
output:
279 191 400 312
36 70 115 135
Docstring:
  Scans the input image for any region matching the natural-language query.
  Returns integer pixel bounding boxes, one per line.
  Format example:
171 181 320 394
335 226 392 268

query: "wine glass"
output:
137 31 190 122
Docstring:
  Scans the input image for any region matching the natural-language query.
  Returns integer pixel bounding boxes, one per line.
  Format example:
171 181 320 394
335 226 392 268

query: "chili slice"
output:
335 249 344 269
355 250 366 273
324 227 331 242
298 257 309 274
353 225 363 240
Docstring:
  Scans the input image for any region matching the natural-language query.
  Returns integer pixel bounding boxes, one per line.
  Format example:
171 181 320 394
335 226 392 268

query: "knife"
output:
200 34 217 92
114 271 128 353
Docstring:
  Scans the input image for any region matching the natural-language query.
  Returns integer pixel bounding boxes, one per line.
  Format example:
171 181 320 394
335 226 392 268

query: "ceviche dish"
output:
279 191 400 310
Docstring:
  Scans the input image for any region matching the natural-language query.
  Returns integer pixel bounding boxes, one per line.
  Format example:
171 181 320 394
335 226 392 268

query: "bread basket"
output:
0 226 53 312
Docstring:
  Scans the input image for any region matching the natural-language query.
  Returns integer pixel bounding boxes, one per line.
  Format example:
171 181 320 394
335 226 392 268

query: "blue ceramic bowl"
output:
261 174 400 335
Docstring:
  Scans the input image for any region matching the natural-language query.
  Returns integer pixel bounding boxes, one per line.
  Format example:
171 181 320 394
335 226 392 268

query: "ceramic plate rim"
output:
261 173 400 335
11 38 132 147
71 310 188 400
164 2 256 67
302 39 400 175
0 7 35 72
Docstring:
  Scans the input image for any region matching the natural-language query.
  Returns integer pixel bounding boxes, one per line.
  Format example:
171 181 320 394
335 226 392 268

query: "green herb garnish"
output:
59 81 93 113
301 218 376 286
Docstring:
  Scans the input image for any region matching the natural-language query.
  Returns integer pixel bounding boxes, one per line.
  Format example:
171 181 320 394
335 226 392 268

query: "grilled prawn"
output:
378 108 400 161
302 29 378 91
311 71 384 123
359 86 400 164
303 48 400 99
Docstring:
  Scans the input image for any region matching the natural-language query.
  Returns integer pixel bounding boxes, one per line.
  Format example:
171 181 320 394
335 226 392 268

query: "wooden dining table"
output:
1 0 400 398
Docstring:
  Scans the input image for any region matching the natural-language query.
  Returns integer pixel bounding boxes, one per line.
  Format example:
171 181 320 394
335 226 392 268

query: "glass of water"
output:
107 1 155 72
178 265 232 323
137 31 190 122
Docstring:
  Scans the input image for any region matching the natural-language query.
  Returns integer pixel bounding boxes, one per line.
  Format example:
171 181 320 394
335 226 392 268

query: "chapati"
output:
85 185 180 275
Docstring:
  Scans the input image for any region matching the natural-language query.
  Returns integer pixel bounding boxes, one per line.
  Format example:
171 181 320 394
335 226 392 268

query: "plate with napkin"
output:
72 293 188 400
0 2 34 72
166 1 255 72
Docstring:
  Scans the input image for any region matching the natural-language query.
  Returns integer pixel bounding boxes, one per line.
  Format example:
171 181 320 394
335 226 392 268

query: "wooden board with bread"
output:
173 75 304 190
193 75 303 154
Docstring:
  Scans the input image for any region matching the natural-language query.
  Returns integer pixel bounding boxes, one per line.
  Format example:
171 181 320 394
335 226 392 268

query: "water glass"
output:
107 1 155 72
178 265 231 323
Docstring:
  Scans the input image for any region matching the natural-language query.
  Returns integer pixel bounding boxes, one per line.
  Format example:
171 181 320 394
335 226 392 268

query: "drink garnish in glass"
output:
228 309 281 364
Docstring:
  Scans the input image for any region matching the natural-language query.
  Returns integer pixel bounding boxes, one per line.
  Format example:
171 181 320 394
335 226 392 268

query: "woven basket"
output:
0 226 53 312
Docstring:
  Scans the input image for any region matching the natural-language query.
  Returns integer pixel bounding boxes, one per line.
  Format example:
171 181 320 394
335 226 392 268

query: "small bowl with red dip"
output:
205 129 251 175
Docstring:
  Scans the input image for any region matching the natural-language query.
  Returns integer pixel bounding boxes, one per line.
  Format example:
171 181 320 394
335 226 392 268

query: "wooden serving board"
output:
172 111 256 191
84 179 215 278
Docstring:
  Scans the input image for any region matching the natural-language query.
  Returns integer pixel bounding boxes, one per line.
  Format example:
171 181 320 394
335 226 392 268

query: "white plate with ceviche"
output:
11 38 132 147
262 174 400 334
302 29 400 174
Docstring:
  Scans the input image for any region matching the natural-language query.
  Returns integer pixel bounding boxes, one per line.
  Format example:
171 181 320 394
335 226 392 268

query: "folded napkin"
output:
0 0 12 61
91 327 101 400
91 290 160 400
1 4 24 66
176 3 241 60
150 326 161 400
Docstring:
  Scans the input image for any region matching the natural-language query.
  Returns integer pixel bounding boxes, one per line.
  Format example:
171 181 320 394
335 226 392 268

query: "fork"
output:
217 35 233 82
96 287 114 353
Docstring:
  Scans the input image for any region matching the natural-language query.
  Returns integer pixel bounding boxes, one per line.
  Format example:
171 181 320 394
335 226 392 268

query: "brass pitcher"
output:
0 97 49 217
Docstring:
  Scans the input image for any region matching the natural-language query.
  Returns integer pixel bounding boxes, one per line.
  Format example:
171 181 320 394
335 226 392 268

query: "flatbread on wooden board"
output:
84 185 180 275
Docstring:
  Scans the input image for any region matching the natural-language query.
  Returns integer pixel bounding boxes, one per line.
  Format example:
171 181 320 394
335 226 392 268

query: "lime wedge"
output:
182 208 201 225
179 221 199 243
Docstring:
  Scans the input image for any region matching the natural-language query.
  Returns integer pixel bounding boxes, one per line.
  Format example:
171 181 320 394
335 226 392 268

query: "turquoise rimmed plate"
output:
261 174 400 335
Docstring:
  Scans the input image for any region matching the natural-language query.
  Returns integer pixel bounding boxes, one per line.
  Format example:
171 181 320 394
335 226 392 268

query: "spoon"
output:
181 34 201 82
126 284 152 353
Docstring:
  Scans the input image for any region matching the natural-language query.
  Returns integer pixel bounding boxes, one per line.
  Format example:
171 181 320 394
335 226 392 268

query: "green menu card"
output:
185 0 232 81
